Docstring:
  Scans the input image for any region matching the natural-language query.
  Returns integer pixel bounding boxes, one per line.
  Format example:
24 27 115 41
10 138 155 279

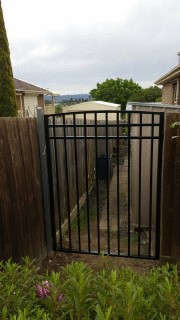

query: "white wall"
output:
129 103 180 229
24 95 38 117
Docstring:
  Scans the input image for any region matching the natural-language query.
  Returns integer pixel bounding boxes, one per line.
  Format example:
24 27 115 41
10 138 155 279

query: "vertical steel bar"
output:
106 112 110 254
138 113 142 256
73 114 81 251
95 112 100 253
155 112 164 259
84 113 91 252
127 113 131 256
117 112 120 255
52 115 63 251
63 114 72 250
148 113 154 257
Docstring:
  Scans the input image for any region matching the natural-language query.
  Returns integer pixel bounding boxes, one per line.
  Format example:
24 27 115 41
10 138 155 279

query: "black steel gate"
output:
44 110 164 259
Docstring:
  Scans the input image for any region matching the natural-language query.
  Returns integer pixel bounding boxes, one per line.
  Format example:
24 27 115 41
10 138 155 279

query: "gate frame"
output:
44 110 164 260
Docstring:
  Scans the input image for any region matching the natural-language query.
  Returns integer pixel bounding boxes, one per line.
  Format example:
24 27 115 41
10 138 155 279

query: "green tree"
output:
89 78 142 110
129 86 162 103
55 103 63 113
0 1 18 116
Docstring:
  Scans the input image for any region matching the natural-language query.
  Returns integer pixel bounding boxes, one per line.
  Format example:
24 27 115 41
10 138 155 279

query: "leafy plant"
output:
0 258 179 319
35 271 64 319
62 261 95 319
170 121 180 128
0 257 40 319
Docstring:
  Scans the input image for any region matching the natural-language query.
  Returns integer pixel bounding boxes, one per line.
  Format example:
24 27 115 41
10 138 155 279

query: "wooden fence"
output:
0 118 46 262
1 112 179 264
160 113 180 264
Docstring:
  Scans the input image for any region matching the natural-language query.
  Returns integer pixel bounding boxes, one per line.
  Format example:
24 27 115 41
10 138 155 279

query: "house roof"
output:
63 101 121 113
127 101 180 110
14 78 51 94
63 101 121 121
155 64 180 85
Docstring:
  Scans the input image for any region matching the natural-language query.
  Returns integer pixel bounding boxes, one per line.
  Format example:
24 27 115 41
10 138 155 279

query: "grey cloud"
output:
11 0 180 93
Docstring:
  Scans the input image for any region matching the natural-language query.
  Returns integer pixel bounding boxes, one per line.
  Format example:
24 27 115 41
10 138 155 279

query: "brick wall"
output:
37 94 45 109
162 83 173 104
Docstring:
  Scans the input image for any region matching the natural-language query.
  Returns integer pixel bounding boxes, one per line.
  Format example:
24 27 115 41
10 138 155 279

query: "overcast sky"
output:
2 0 180 94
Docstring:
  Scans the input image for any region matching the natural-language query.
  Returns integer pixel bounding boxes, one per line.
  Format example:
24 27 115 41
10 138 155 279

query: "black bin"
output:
98 154 112 180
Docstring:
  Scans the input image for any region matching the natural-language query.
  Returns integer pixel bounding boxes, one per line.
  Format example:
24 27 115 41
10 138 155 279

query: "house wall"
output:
37 94 45 109
131 112 159 228
162 83 173 104
16 95 22 110
16 95 24 117
24 95 38 117
162 77 180 105
16 93 45 117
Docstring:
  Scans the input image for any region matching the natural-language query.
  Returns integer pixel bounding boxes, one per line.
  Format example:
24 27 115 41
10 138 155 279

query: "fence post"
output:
36 107 53 253
160 113 180 266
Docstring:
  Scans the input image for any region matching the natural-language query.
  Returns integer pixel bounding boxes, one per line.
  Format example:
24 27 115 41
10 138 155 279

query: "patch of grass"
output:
71 208 97 231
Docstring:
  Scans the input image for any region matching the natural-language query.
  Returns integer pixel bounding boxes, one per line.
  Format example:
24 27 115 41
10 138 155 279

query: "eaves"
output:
155 65 180 85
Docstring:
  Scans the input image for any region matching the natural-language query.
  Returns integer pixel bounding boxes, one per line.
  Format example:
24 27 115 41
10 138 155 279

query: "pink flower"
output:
35 280 63 302
36 284 50 299
42 280 50 288
57 293 63 301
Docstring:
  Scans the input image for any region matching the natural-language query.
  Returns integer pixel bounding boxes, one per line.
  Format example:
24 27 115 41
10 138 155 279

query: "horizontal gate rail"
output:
44 110 164 260
47 136 162 140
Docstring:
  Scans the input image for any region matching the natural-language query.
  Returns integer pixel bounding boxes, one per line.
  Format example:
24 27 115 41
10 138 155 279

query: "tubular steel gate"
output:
44 110 164 259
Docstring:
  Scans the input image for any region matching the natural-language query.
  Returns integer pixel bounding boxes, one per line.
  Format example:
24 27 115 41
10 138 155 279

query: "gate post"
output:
36 107 53 253
160 113 180 266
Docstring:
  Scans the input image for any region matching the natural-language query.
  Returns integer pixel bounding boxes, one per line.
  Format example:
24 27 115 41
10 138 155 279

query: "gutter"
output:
15 89 51 94
155 65 180 85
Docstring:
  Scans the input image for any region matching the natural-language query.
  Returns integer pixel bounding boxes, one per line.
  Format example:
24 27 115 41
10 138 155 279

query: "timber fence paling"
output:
0 118 46 262
160 113 180 264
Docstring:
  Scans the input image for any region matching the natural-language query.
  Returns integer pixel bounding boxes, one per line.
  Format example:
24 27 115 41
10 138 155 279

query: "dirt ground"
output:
40 251 159 275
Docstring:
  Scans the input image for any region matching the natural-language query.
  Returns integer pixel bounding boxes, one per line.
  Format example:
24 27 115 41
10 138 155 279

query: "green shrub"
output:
0 258 179 319
0 2 18 117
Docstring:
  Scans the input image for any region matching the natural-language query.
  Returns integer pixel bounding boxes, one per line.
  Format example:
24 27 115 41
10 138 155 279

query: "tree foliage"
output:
129 86 162 103
0 1 18 116
90 78 142 110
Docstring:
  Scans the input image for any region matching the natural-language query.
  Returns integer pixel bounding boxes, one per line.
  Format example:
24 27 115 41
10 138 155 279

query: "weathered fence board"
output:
0 118 46 262
160 113 180 264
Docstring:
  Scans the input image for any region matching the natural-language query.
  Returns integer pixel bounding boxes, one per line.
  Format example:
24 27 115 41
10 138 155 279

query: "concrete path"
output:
100 158 129 231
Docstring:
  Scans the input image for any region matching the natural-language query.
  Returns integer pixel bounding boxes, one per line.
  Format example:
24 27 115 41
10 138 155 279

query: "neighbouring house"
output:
63 101 121 120
14 78 57 117
155 53 180 104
